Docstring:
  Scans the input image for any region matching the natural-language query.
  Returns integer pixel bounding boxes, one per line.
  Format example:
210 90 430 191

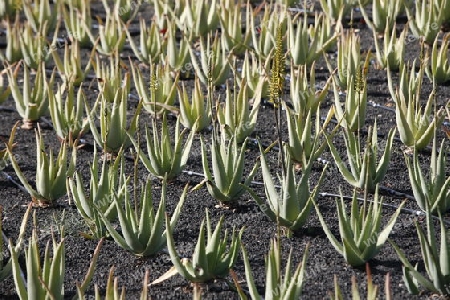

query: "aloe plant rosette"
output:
314 187 405 267
246 144 326 235
197 135 258 204
7 126 76 207
391 209 450 296
98 177 187 256
166 209 244 283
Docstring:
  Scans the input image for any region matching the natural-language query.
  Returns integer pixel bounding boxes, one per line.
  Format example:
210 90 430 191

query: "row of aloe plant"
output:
1 0 450 62
2 0 450 300
1 116 429 298
2 3 448 141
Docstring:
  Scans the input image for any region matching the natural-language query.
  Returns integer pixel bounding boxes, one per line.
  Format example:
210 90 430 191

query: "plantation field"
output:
0 0 450 299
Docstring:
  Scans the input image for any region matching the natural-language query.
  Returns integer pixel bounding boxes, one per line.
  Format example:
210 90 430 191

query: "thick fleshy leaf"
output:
313 199 343 254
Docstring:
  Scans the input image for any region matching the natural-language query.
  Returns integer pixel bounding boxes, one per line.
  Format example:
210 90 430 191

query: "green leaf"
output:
389 239 438 293
312 198 343 254
240 244 261 300
376 199 406 248
165 214 194 281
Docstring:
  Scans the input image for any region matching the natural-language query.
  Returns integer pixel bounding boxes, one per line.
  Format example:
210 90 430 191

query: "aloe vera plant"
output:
129 114 195 180
286 104 335 164
7 125 77 207
0 202 31 282
289 62 331 116
405 0 444 45
0 16 22 64
393 83 444 151
326 122 395 192
196 135 258 204
236 239 309 300
246 144 326 236
131 62 178 117
309 11 338 53
250 5 287 59
7 62 53 129
52 40 94 86
428 33 450 84
373 23 407 71
48 81 90 145
287 13 338 66
390 209 450 296
314 187 405 267
173 0 219 40
189 33 231 86
99 176 187 256
92 52 126 103
331 29 362 91
238 51 270 99
150 0 173 31
10 224 103 300
216 79 261 143
85 7 126 55
19 21 53 70
332 60 369 132
103 0 138 23
219 0 251 56
164 22 191 73
319 0 354 23
166 209 244 283
387 59 422 105
359 0 404 35
330 264 393 299
62 0 93 47
87 73 142 154
178 78 212 132
68 147 125 239
126 17 164 65
23 0 59 33
405 138 450 214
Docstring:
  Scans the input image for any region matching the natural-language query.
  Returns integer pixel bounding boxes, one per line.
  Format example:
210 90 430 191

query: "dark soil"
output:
0 1 449 299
